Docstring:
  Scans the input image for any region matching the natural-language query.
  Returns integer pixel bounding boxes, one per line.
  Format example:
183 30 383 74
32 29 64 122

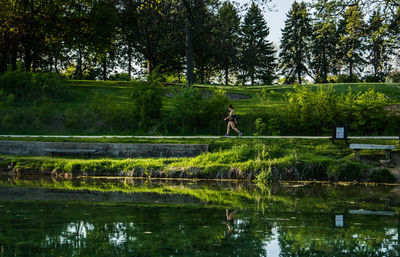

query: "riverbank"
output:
1 138 398 183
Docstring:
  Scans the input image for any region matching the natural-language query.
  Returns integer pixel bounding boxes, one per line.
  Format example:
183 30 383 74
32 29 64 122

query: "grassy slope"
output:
1 138 398 182
6 81 400 135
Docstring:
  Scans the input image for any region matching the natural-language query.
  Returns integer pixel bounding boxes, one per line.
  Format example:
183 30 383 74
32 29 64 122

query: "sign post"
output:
330 125 349 144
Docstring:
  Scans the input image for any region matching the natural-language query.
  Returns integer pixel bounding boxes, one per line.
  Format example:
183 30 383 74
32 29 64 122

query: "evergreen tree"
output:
279 1 312 84
310 2 340 83
215 2 241 85
338 4 366 78
366 10 394 80
192 1 218 84
240 2 276 85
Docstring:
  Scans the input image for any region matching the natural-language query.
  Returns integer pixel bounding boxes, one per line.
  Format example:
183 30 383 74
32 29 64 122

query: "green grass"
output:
0 177 397 213
1 138 397 182
2 80 400 135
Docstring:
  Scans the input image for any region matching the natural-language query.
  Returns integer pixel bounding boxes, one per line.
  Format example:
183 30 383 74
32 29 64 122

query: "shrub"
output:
109 73 131 81
336 74 359 83
363 74 384 83
202 88 229 134
281 85 391 135
254 118 266 136
268 118 280 136
0 70 69 102
388 71 400 83
370 168 396 183
169 86 202 134
131 81 162 128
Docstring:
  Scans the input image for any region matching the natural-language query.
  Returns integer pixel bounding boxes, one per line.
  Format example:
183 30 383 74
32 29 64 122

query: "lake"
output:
0 176 399 256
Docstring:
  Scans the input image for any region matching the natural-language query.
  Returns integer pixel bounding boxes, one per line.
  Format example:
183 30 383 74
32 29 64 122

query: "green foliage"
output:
363 74 383 83
282 85 391 135
255 163 272 182
131 81 162 126
285 85 338 135
388 71 400 83
370 168 396 183
328 161 364 181
240 2 276 85
268 118 280 136
0 71 69 102
336 74 359 83
170 87 202 134
254 118 266 136
109 73 131 81
279 1 312 84
169 87 228 134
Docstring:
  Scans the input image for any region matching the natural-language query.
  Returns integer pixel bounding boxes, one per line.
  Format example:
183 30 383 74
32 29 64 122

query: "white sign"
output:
336 127 345 139
335 215 344 227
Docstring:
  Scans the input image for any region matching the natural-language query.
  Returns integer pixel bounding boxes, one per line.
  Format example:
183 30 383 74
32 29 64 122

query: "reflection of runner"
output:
223 209 238 236
224 105 242 137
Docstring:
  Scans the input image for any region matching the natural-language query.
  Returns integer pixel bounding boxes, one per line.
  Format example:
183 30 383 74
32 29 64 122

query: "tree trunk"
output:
10 47 17 71
251 69 255 86
225 67 229 85
322 47 327 83
185 15 194 86
55 56 58 73
77 47 83 79
297 70 302 84
127 46 132 79
349 60 353 77
102 56 107 81
24 47 31 71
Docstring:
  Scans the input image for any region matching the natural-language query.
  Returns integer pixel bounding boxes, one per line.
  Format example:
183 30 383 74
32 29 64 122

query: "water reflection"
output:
0 176 399 256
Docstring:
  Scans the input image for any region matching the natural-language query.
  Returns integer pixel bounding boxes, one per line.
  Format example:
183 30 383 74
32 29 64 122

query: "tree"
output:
240 2 276 85
279 1 312 84
310 1 340 82
215 2 241 85
134 0 184 75
338 4 366 78
366 10 394 79
89 0 119 80
192 1 218 84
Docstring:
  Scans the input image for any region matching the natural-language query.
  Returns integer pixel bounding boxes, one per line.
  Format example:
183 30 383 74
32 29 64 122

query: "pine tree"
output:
240 2 276 85
310 3 340 83
338 4 366 78
366 10 394 80
215 2 241 85
279 1 312 84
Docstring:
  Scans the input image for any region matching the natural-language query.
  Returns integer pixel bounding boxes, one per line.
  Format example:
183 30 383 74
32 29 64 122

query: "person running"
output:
224 104 242 137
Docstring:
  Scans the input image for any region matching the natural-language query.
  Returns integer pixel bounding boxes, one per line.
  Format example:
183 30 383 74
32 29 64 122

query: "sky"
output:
235 0 312 47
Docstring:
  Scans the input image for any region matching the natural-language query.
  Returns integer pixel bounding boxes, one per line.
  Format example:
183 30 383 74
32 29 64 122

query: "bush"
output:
336 74 359 83
370 168 396 183
131 81 162 126
363 74 384 83
281 85 391 135
254 118 266 136
388 71 400 83
109 73 131 81
169 86 202 134
0 70 69 102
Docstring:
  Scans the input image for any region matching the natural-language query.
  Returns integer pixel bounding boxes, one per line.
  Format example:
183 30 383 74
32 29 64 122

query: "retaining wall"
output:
0 140 208 158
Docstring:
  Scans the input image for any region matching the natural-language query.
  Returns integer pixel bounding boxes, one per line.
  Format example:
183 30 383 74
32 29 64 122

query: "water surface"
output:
0 176 399 256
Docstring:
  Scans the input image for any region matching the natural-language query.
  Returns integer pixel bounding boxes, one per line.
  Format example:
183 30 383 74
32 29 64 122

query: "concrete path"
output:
0 135 398 140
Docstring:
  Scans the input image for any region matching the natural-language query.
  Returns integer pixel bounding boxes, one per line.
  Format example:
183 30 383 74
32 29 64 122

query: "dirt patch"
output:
165 91 251 100
226 92 251 100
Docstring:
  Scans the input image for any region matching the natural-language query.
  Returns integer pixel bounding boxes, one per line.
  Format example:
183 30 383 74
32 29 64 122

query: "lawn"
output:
2 80 400 135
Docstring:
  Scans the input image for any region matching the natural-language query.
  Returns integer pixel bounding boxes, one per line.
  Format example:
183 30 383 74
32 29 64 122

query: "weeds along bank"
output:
1 71 400 136
1 139 397 183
